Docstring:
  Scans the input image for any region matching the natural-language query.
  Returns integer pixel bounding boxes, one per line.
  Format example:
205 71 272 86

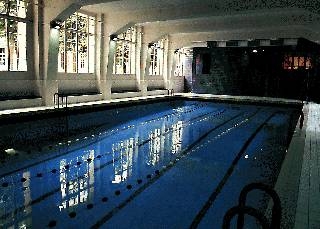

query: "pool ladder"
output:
222 182 281 229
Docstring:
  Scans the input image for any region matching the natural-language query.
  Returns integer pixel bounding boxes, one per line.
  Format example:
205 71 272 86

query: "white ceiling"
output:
80 0 320 45
85 0 218 12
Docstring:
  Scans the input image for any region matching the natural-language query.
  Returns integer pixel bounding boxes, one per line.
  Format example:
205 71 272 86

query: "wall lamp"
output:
50 20 62 29
110 34 118 41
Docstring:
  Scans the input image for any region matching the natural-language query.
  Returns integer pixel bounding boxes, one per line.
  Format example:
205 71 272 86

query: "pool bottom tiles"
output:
0 101 300 228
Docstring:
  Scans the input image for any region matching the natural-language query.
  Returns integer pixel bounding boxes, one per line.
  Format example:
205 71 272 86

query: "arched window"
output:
58 11 95 73
0 0 28 71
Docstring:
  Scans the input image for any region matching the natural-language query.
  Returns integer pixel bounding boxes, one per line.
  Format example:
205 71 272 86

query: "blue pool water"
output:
0 100 299 228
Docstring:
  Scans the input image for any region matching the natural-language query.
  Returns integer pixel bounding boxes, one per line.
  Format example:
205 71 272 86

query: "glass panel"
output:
293 57 299 69
66 31 77 73
16 0 27 18
0 0 7 15
305 57 312 69
298 57 304 67
0 18 6 70
123 43 129 74
130 27 136 42
15 21 26 71
77 13 88 33
58 30 65 72
130 43 135 74
114 41 123 74
78 33 88 73
7 19 16 70
283 55 292 70
8 0 17 17
88 35 94 73
66 14 77 30
88 16 95 34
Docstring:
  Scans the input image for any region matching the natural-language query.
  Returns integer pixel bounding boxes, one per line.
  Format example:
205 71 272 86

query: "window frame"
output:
0 0 28 72
149 39 164 76
113 26 136 75
58 10 96 74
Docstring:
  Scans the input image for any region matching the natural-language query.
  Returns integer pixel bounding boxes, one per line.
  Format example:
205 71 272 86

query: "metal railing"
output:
223 182 281 229
168 89 174 96
54 93 68 108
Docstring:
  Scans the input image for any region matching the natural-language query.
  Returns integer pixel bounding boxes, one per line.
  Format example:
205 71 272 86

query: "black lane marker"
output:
0 106 212 219
0 105 222 179
0 157 117 221
0 108 233 222
1 107 224 188
189 111 277 229
0 103 207 178
90 110 256 229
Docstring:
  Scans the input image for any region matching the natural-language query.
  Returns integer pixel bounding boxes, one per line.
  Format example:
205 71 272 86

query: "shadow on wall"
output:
184 77 192 93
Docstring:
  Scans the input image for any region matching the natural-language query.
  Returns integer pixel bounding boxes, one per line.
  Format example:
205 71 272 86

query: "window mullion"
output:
87 16 89 73
6 19 10 71
64 29 67 73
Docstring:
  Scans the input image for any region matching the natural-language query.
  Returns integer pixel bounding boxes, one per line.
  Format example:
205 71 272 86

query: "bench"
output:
54 92 101 108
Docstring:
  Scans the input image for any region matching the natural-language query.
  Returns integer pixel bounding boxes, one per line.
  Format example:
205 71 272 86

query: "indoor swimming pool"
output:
0 99 300 228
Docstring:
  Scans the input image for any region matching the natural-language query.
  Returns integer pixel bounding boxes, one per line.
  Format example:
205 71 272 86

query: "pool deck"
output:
0 93 317 228
293 103 320 229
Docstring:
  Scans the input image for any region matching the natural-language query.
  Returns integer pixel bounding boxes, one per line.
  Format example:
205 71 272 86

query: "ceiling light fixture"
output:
110 34 118 41
50 20 62 29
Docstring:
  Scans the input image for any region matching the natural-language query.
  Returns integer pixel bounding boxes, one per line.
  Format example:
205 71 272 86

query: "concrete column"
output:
101 16 111 100
106 31 115 99
44 27 59 106
95 14 101 91
32 0 39 82
167 38 175 90
136 26 142 91
163 35 169 89
140 28 149 96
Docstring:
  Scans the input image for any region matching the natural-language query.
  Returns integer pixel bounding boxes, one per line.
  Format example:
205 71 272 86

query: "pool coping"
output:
0 93 302 124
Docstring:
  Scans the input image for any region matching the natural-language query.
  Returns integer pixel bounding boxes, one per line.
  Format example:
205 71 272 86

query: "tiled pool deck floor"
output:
0 93 318 228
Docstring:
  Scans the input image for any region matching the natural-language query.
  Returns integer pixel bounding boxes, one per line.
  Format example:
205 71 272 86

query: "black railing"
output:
54 93 68 108
223 206 269 229
223 182 281 229
168 89 174 96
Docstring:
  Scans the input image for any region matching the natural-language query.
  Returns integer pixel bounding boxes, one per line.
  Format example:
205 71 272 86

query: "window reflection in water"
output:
59 150 95 210
0 171 32 228
147 128 161 166
112 138 135 184
171 121 183 154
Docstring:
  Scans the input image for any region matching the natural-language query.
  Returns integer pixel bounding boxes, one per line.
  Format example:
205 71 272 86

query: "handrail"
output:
237 183 281 229
222 182 281 229
54 93 68 108
167 89 174 96
222 205 269 229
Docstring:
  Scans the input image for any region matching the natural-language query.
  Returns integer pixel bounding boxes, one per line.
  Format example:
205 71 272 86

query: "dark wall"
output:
190 39 320 101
